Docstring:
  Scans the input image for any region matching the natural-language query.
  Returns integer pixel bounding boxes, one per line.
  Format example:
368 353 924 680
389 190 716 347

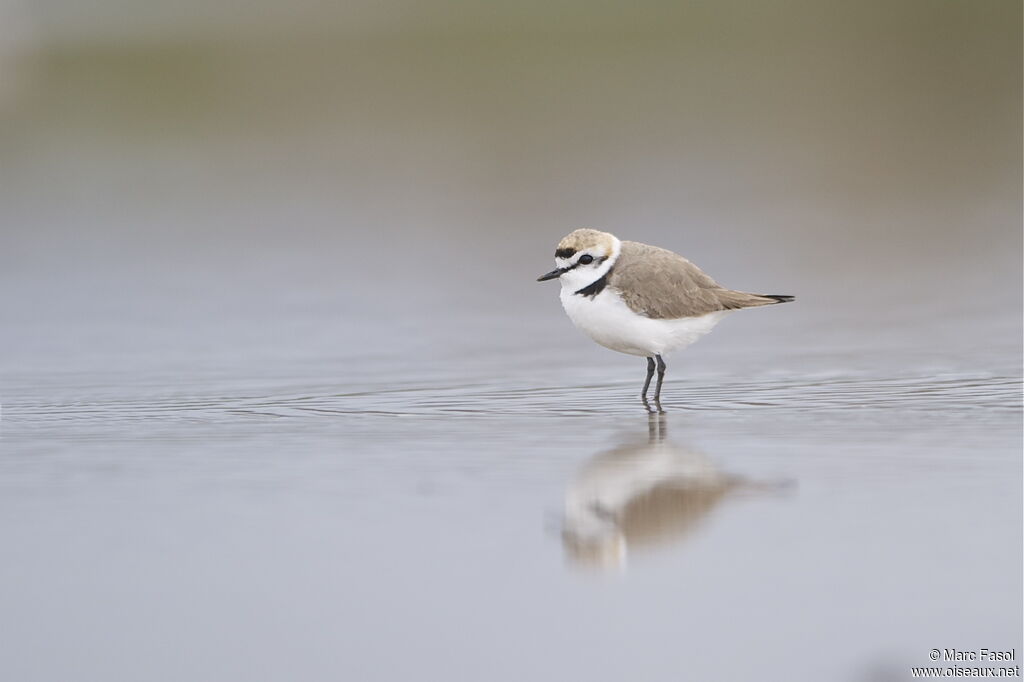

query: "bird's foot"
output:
641 395 664 414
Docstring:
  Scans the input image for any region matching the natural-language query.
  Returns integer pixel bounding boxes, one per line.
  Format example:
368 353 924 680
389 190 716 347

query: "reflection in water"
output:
562 413 791 570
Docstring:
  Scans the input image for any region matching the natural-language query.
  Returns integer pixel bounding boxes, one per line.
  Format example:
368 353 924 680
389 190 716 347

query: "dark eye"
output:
578 254 594 265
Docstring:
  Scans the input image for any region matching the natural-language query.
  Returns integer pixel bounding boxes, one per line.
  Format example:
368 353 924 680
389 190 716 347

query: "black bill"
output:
536 268 565 282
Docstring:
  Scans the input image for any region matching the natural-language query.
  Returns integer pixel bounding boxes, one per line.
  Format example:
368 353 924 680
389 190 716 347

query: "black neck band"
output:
574 264 613 298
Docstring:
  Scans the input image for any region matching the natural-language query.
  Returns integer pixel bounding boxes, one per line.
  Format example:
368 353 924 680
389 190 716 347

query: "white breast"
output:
559 286 729 357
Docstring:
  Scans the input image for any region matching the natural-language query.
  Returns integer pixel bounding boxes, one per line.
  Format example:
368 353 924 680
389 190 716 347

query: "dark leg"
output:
641 357 656 398
653 354 667 401
641 394 664 414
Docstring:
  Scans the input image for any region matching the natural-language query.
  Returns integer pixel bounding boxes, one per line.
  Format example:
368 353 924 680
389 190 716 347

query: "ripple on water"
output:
3 371 1020 429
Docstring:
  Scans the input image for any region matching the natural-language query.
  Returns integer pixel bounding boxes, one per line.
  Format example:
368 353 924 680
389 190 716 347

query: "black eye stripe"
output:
561 254 607 274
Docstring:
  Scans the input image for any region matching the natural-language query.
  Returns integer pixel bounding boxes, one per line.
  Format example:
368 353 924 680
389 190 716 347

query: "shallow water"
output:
2 352 1020 681
1 6 1022 680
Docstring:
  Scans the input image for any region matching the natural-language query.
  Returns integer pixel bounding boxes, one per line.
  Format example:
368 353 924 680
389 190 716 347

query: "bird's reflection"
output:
562 412 790 570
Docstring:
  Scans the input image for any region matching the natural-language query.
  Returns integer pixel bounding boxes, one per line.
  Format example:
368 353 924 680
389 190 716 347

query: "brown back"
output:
608 241 781 319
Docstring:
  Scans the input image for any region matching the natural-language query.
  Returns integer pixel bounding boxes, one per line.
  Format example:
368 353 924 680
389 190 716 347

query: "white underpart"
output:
561 289 729 357
556 238 730 357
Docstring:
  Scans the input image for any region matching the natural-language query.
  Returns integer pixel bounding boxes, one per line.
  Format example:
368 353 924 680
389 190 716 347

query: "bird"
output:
537 228 793 403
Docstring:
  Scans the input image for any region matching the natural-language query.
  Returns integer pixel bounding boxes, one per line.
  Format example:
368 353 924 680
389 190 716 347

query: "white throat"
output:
558 236 621 293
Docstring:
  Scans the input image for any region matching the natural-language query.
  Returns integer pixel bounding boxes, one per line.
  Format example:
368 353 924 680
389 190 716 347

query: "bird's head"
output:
536 228 621 290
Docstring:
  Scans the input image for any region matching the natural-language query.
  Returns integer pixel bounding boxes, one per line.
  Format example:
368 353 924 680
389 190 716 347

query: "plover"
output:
537 228 793 402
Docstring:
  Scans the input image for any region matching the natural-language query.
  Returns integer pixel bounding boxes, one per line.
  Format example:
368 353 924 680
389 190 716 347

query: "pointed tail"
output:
760 294 794 304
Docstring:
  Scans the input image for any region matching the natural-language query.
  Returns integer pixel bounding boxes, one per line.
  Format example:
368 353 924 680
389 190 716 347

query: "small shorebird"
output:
537 229 793 402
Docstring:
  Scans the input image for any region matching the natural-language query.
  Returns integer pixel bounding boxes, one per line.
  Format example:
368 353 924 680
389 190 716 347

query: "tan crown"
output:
556 228 617 256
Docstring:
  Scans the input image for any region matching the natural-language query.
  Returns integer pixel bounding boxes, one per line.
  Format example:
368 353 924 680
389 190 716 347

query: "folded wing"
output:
609 241 793 319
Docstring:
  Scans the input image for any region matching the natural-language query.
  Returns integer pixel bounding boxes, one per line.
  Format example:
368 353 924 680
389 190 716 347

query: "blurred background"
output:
1 0 1020 383
0 1 1020 681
